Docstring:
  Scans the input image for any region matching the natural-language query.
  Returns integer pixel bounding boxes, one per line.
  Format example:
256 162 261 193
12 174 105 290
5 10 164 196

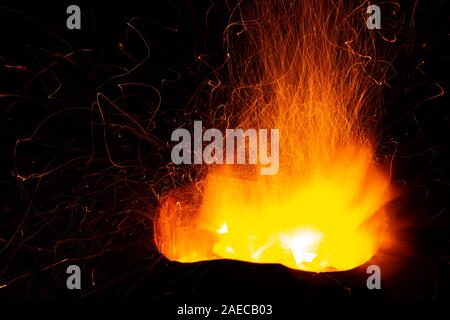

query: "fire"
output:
154 0 393 272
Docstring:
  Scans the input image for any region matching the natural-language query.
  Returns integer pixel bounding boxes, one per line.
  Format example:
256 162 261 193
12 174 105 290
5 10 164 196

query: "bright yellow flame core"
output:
154 0 393 272
155 147 391 272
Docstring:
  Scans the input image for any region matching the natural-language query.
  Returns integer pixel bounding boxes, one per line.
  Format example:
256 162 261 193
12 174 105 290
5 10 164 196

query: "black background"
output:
0 0 449 313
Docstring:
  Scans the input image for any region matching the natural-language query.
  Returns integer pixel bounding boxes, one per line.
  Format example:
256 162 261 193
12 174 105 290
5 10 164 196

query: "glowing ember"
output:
154 0 393 272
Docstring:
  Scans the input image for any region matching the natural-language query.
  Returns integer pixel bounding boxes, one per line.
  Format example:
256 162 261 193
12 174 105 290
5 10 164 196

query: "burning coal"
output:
155 0 394 272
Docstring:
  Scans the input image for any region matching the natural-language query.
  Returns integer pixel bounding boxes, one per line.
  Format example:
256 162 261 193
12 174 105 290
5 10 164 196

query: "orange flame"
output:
155 0 393 272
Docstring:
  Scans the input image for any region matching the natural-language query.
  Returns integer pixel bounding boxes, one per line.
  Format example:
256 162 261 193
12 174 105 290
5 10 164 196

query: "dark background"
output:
0 0 448 312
